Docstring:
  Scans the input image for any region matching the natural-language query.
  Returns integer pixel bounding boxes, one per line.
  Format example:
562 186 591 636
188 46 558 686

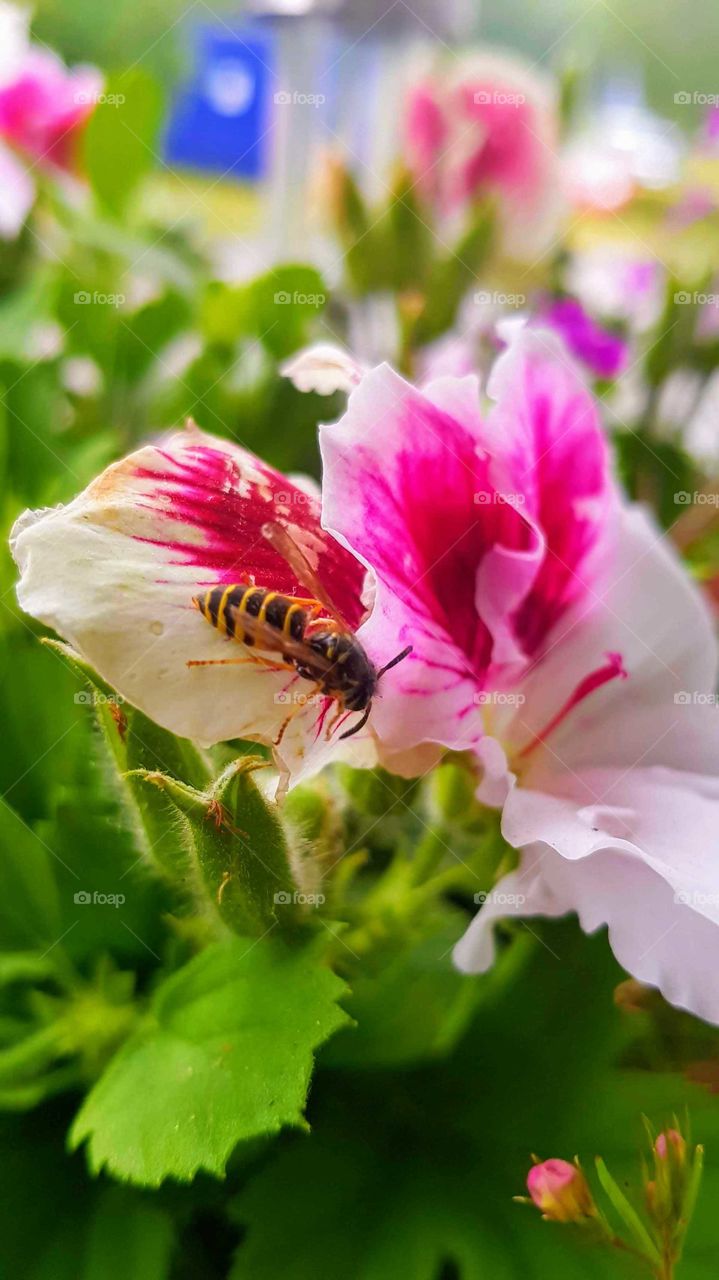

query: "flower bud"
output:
655 1129 686 1164
526 1158 594 1223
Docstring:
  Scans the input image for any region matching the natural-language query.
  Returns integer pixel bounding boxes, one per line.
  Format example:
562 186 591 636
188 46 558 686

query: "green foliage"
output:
70 935 350 1186
84 70 164 217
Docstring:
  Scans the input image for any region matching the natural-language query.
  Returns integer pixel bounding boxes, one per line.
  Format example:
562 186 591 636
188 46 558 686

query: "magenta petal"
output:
320 365 543 755
485 329 617 654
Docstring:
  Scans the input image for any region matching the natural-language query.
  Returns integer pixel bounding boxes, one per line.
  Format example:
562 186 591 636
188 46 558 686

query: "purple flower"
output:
539 296 628 380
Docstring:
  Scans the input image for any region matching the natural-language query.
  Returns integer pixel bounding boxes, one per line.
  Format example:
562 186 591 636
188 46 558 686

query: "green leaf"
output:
595 1156 661 1265
81 1187 174 1280
70 934 350 1186
0 796 61 949
200 266 327 361
411 202 495 346
0 1108 176 1279
323 911 484 1068
84 70 163 217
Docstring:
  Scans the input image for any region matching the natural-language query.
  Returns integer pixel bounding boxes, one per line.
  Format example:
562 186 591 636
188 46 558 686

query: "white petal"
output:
11 424 368 786
0 143 34 238
280 343 364 396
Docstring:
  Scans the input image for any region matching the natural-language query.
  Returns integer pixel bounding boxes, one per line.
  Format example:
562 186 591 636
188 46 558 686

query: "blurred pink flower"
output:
0 14 101 239
0 48 100 171
404 50 561 255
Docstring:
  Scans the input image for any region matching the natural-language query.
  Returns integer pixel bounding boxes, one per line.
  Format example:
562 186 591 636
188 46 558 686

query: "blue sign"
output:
164 24 274 180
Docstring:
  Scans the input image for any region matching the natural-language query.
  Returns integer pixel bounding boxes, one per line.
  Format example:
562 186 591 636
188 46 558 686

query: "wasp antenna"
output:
377 644 412 679
339 703 372 740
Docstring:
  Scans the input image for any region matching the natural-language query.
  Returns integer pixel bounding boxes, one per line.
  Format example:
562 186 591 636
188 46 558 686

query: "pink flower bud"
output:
655 1130 686 1163
526 1159 594 1223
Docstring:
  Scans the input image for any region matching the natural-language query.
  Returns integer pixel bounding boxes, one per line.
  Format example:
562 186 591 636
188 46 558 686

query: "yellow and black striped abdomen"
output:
194 584 308 648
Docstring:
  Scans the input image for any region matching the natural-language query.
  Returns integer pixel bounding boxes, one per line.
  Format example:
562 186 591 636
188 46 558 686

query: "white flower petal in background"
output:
280 343 364 396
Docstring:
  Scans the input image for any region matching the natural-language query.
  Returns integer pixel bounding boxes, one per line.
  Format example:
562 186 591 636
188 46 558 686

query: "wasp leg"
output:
187 654 294 673
324 701 352 740
274 682 323 747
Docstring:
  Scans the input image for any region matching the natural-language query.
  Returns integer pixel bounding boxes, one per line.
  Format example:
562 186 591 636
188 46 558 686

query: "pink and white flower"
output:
0 8 100 238
11 423 373 786
404 49 562 255
319 329 719 1025
12 327 719 1024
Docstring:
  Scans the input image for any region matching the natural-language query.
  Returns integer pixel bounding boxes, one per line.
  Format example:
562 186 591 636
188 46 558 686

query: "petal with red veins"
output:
320 364 543 757
506 505 719 782
11 424 368 784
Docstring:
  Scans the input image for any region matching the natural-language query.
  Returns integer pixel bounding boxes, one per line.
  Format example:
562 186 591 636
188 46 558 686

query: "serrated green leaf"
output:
70 934 350 1186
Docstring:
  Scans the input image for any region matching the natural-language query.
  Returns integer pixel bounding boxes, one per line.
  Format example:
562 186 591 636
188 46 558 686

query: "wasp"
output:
188 521 412 745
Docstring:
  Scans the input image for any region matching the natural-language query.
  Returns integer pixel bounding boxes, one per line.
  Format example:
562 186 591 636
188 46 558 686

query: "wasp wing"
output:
223 604 335 674
262 520 353 632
